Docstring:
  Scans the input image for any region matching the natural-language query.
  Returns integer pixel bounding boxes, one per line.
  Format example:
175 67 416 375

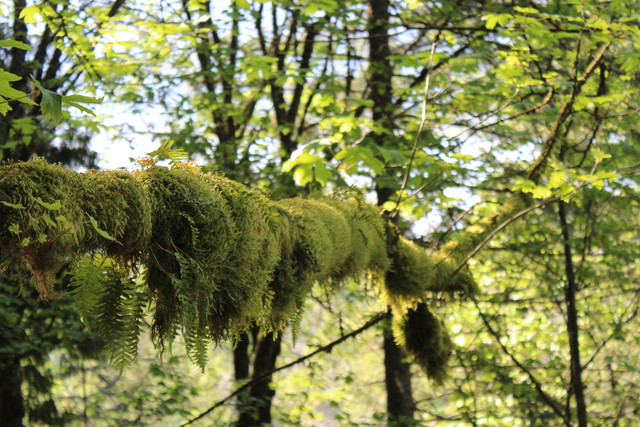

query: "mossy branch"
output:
0 159 473 377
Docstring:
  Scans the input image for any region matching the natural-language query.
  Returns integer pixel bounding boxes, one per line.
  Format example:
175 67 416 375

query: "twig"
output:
390 39 438 216
179 311 390 426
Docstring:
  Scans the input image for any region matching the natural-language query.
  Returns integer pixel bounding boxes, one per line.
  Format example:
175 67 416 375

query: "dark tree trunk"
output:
236 332 282 427
367 0 416 423
558 199 588 427
0 354 25 427
383 320 415 425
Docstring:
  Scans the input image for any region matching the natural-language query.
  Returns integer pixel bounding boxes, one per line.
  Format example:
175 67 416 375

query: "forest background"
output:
1 0 640 426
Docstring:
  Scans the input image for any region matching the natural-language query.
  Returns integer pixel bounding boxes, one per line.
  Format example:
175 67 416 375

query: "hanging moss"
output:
201 174 280 338
393 302 452 384
263 205 304 330
141 167 235 343
383 235 436 311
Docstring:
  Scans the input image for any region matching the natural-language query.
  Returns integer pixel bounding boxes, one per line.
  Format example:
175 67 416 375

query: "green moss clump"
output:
141 167 278 347
0 159 85 298
393 303 452 384
201 174 280 338
430 254 477 295
384 235 435 308
80 170 152 261
278 198 353 283
323 200 390 278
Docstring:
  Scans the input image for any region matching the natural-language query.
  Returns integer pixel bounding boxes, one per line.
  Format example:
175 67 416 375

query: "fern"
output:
94 270 142 370
68 255 107 323
172 251 211 370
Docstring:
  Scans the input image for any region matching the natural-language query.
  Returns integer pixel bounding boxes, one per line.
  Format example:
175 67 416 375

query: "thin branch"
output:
179 311 390 426
471 295 567 421
389 39 438 215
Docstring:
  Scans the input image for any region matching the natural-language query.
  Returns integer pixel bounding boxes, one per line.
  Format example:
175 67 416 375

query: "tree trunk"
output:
0 354 25 427
383 320 415 425
558 200 588 426
236 331 281 427
367 0 416 423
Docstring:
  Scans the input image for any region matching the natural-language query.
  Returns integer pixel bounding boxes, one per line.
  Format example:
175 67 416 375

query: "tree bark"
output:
558 200 588 427
236 332 282 427
367 0 416 423
0 354 25 427
383 320 415 425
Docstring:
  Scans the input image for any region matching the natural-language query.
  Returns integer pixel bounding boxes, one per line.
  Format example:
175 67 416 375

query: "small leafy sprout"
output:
87 213 121 244
136 140 201 172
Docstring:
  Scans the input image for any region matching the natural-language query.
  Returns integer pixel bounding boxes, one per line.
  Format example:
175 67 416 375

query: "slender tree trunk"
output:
383 321 414 425
0 353 25 427
558 200 588 427
367 0 416 423
236 331 281 427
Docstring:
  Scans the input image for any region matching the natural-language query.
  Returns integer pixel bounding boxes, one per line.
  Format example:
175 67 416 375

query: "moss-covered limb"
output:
81 170 151 260
141 167 279 344
392 302 452 384
436 197 528 270
1 160 469 373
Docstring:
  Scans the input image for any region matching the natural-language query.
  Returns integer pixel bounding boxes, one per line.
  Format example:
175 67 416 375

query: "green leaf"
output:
32 196 62 211
531 186 552 199
592 148 611 163
8 223 20 235
62 94 104 104
0 69 35 107
63 100 97 117
31 77 63 123
18 5 41 23
87 214 120 243
549 171 567 188
0 40 32 50
1 201 25 209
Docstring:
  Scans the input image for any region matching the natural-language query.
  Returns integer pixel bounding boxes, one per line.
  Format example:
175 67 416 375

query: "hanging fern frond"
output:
93 270 142 370
68 255 108 323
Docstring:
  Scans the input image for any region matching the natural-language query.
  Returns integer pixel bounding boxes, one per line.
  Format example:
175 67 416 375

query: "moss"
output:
80 170 152 261
0 159 85 298
201 174 279 338
263 205 303 330
270 198 391 329
140 168 279 343
278 198 353 283
393 302 452 384
384 236 435 309
430 254 477 295
141 167 235 342
324 200 390 277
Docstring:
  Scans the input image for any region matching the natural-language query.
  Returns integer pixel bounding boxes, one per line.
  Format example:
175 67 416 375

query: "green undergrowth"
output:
0 159 490 379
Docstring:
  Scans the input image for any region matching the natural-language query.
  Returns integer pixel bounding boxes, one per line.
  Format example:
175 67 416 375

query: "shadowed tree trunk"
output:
0 354 25 427
236 331 282 427
367 0 416 423
383 322 415 424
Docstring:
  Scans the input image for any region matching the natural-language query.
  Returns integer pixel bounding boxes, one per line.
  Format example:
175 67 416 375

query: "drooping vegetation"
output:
0 158 476 377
